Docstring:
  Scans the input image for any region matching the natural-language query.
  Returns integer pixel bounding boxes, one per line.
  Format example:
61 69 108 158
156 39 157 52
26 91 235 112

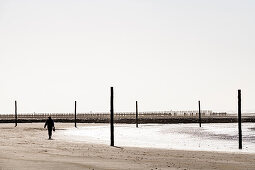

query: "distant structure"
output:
210 112 227 116
164 110 226 116
163 110 213 116
0 110 229 121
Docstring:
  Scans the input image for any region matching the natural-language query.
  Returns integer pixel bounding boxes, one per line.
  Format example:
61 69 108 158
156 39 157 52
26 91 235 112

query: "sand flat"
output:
0 123 255 170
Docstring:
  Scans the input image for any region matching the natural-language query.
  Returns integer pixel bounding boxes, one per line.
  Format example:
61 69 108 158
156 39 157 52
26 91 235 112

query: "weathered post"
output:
15 100 17 127
136 101 138 128
75 101 77 128
238 89 242 149
110 87 114 146
198 100 201 127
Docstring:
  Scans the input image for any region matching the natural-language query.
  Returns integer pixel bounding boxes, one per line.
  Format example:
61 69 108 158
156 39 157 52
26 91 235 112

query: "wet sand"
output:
0 123 255 170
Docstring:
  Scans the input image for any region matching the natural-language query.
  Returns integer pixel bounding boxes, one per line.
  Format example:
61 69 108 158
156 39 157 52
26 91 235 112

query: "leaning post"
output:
75 101 77 128
238 89 242 149
110 87 114 146
198 100 201 127
15 100 17 127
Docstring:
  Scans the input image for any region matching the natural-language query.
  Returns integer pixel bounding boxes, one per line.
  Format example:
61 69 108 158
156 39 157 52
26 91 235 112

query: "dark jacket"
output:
44 118 54 129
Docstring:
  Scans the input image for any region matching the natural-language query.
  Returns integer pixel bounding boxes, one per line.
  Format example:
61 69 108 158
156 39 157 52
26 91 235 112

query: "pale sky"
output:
0 0 255 114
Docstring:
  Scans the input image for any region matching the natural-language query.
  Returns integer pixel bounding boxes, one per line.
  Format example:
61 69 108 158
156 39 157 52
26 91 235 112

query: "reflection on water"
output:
58 123 255 153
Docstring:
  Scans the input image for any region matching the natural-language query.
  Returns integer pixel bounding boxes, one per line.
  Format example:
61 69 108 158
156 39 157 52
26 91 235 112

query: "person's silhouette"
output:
44 116 55 139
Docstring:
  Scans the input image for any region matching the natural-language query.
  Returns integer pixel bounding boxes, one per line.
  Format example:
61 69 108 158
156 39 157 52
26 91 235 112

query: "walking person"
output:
44 116 55 139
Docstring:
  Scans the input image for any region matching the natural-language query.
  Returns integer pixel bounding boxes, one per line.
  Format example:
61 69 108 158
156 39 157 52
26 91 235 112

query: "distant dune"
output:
1 113 255 124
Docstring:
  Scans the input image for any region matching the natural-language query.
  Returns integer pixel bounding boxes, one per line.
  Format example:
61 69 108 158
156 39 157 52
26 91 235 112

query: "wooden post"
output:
136 101 138 128
198 100 201 127
238 89 242 149
15 100 17 127
75 101 77 128
110 87 114 146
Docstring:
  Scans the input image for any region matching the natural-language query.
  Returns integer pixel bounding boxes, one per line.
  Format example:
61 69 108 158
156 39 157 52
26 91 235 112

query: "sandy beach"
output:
1 123 255 170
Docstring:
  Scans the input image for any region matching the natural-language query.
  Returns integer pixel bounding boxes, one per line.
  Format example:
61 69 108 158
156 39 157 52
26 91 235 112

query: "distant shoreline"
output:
1 116 255 124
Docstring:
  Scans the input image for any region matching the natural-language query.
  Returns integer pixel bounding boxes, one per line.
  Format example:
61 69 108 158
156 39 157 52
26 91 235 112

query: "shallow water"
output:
58 123 255 153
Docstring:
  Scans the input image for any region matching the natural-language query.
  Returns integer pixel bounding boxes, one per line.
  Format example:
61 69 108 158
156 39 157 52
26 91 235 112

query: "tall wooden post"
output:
198 100 201 127
75 101 77 128
15 100 17 127
110 87 114 146
136 101 138 128
238 89 242 149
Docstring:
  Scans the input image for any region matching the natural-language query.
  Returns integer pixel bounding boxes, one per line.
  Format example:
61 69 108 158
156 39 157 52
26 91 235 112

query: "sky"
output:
0 0 255 114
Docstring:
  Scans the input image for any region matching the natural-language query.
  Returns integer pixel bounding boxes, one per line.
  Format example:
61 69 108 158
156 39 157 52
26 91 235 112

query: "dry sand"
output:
0 123 255 170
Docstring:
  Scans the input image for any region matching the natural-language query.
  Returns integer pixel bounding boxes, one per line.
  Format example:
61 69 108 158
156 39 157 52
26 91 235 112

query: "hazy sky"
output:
0 0 255 114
